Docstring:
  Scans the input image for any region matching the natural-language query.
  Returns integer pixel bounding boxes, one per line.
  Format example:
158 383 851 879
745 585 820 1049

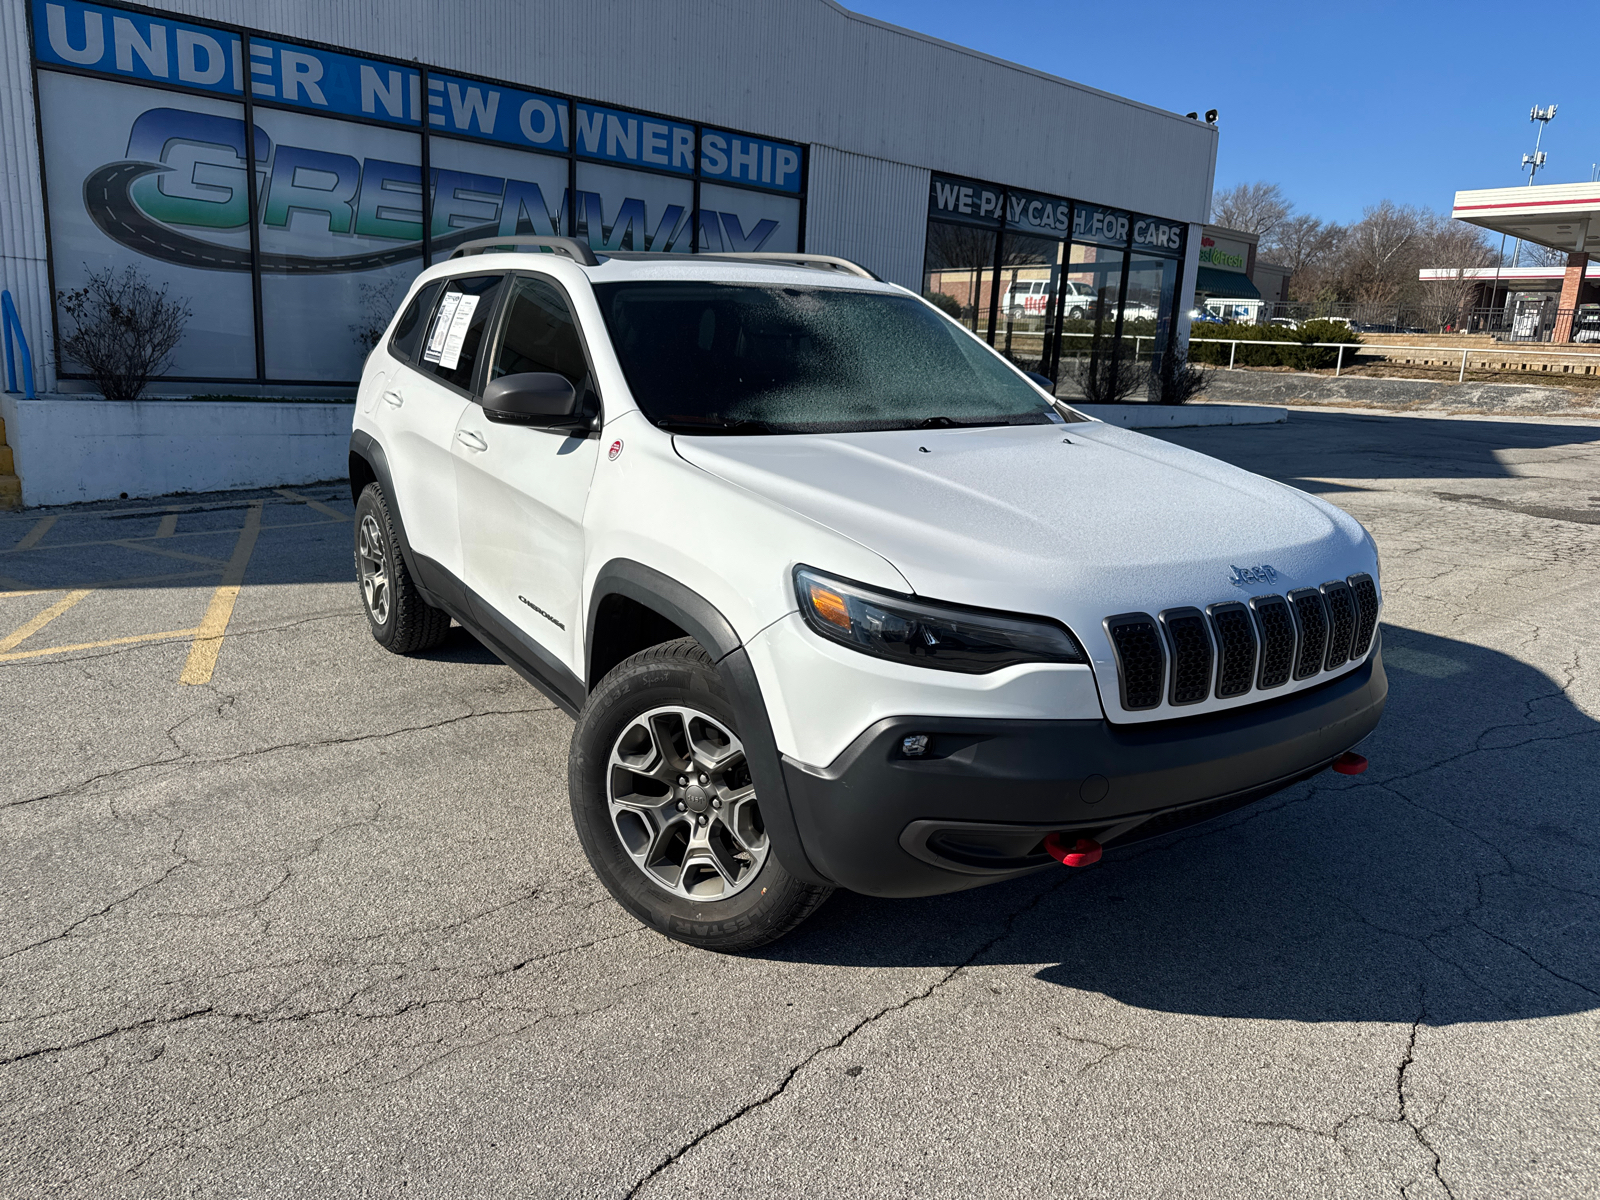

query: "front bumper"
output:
780 650 1386 897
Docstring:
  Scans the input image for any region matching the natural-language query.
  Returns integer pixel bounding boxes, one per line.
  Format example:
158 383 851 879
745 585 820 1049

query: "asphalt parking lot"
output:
3 409 1598 1198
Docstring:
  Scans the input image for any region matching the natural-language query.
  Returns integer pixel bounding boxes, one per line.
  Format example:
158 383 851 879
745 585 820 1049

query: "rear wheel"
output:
354 483 452 654
568 638 832 952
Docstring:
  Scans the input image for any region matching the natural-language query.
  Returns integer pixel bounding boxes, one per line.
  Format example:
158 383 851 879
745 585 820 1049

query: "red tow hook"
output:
1044 833 1102 867
1333 751 1369 775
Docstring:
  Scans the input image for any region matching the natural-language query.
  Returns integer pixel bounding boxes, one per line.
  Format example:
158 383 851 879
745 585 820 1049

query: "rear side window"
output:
418 274 504 392
389 280 443 364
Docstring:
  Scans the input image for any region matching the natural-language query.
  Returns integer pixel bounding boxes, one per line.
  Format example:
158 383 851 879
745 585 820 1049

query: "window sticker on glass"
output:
423 293 463 364
437 294 481 370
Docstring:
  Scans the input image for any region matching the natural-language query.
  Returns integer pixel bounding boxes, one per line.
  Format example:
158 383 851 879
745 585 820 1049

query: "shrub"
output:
1186 319 1360 371
1149 349 1210 406
58 265 191 402
1077 342 1149 404
923 290 964 321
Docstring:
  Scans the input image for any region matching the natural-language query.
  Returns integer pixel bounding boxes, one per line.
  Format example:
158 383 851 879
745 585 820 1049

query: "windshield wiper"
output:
658 415 784 435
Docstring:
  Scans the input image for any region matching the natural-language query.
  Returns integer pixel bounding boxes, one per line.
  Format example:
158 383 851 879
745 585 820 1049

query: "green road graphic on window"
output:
82 107 782 274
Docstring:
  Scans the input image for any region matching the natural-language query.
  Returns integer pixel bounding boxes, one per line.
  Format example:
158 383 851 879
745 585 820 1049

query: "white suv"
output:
350 237 1386 951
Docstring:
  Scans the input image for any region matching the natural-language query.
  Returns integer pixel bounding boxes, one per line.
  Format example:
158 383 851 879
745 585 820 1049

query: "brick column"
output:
1552 251 1588 342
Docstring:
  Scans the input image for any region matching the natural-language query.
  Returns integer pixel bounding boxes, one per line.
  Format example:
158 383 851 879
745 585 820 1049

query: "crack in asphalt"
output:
621 875 1074 1198
1 705 554 813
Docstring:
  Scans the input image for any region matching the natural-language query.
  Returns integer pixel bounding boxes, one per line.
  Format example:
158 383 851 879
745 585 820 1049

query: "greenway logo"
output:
87 107 781 273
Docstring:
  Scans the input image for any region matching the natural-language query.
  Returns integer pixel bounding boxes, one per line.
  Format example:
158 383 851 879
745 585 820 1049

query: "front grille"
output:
1321 581 1355 669
1348 574 1379 657
1249 595 1296 689
1104 576 1372 713
1288 589 1327 680
1104 614 1165 710
1159 607 1213 706
1207 602 1257 698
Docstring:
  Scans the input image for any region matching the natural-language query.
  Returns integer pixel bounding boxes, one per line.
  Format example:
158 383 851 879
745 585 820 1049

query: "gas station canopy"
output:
1452 183 1600 254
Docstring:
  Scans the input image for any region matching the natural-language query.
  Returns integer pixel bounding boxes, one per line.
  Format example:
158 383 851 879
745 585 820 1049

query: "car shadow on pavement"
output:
1151 410 1600 487
765 625 1600 1027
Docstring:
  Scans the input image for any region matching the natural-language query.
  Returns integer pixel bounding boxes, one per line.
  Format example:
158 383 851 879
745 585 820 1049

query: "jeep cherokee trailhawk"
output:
348 237 1386 951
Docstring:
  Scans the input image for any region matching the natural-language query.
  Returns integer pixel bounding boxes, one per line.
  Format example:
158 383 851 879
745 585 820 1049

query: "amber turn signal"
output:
807 583 852 631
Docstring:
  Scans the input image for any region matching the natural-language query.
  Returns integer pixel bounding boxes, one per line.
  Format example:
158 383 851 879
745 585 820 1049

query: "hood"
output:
675 421 1379 721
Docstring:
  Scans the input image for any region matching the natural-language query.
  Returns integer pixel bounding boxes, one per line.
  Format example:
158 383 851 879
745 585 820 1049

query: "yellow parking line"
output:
0 587 52 599
180 502 263 686
156 509 180 538
276 488 349 521
0 627 199 663
12 516 56 552
0 589 92 653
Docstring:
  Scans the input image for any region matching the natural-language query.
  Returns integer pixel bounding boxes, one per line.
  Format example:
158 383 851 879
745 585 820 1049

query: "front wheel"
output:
568 638 832 952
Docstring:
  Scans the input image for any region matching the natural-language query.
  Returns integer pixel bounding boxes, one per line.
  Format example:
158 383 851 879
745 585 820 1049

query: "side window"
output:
490 275 597 405
418 274 504 392
389 280 443 364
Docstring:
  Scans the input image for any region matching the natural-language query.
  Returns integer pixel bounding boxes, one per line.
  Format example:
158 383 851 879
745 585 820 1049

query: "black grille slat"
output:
1159 608 1213 706
1248 595 1296 689
1321 581 1355 669
1348 574 1379 658
1288 589 1327 680
1104 614 1165 711
1207 602 1257 699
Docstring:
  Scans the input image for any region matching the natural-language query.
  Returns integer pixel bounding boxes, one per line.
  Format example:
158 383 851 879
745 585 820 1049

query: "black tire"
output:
353 482 452 654
568 638 833 952
1069 306 1085 320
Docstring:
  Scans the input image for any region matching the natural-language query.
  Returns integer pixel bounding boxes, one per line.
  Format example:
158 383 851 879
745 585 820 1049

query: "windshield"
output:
592 281 1059 434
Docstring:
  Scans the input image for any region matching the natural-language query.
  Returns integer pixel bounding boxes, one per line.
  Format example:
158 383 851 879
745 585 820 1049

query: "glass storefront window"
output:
995 232 1062 375
922 221 996 335
1065 241 1125 366
1123 253 1179 366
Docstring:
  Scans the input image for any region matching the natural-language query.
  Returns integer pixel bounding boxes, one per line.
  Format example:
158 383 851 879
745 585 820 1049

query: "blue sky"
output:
846 1 1598 226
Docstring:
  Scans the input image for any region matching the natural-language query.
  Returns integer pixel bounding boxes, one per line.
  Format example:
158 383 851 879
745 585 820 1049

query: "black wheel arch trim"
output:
349 430 432 605
586 559 831 886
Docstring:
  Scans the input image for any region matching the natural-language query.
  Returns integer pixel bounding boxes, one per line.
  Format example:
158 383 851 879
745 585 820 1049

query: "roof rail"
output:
697 252 879 280
450 236 599 266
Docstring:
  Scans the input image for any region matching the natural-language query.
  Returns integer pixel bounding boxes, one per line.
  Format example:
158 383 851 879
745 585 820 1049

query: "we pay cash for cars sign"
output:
33 0 803 193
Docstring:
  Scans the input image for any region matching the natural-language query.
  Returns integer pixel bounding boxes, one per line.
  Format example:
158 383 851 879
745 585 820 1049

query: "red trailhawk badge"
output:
608 440 623 460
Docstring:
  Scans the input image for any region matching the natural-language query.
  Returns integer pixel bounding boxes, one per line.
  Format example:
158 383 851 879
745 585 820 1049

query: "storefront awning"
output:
1194 266 1260 299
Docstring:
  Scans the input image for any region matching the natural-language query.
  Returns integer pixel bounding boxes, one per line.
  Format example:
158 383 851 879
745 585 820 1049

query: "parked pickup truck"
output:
349 238 1387 951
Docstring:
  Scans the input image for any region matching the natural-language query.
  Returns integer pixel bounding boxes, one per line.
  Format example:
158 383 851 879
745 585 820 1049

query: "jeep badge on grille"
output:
1229 564 1279 587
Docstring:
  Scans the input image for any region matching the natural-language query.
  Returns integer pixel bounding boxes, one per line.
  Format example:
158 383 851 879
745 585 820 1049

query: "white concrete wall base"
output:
5 395 353 506
1072 402 1287 429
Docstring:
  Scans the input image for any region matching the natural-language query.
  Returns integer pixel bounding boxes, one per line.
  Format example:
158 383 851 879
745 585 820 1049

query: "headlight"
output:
794 566 1085 674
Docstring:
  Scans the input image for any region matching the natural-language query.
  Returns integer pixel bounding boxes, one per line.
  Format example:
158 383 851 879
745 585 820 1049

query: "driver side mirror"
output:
481 372 583 427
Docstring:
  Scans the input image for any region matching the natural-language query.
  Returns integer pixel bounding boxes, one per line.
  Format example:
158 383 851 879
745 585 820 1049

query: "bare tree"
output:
1211 182 1292 238
1341 201 1425 306
57 265 191 403
1417 213 1497 324
1517 240 1574 269
1263 214 1345 302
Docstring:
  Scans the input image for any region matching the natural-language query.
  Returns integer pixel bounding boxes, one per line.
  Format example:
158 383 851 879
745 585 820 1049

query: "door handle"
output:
382 389 404 408
456 429 488 452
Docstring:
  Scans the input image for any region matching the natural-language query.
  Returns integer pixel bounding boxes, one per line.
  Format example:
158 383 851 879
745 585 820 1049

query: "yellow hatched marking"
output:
0 588 54 600
156 510 180 538
109 538 227 566
180 502 263 686
0 627 199 663
276 489 349 521
0 589 92 653
12 516 56 552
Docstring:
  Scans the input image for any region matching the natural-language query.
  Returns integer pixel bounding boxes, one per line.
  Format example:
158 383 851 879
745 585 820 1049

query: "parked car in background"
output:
1270 317 1299 330
1002 279 1052 318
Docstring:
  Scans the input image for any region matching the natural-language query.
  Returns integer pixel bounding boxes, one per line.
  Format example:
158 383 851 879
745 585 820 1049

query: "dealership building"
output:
0 0 1219 504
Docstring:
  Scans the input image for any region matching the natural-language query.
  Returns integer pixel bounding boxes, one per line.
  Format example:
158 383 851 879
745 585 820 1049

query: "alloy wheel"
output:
606 705 768 899
357 513 390 625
